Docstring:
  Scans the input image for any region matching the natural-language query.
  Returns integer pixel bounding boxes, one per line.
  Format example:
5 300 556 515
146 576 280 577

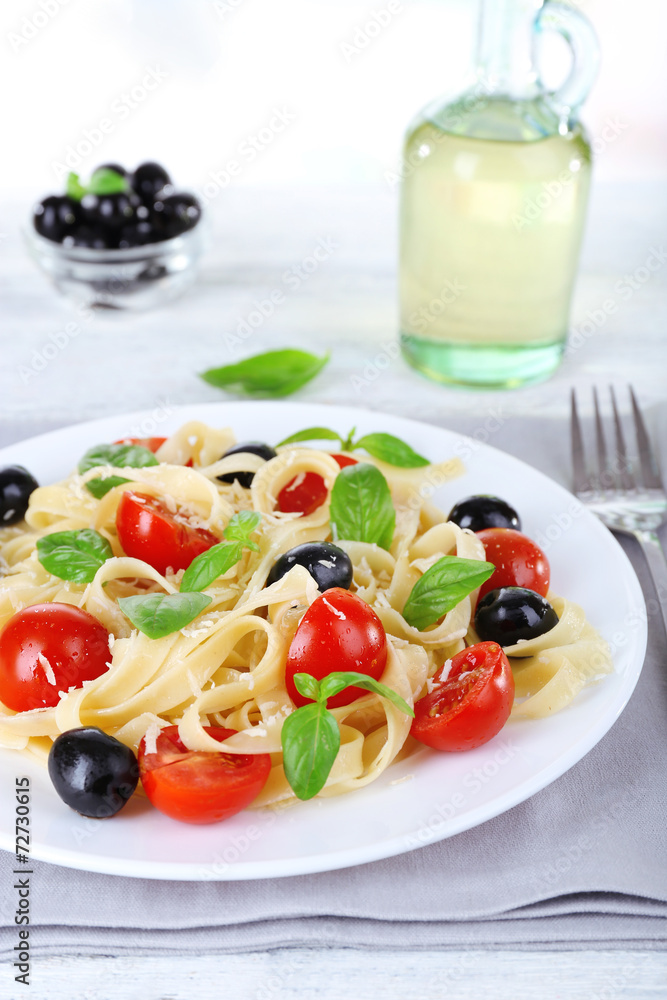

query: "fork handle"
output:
634 529 667 640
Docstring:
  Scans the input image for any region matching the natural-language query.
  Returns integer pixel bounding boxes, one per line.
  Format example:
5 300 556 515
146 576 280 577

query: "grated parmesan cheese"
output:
440 657 454 680
37 653 56 687
322 596 346 620
283 472 305 493
142 721 162 756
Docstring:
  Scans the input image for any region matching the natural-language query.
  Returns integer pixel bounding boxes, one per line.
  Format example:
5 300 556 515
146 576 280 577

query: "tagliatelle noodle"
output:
0 422 612 807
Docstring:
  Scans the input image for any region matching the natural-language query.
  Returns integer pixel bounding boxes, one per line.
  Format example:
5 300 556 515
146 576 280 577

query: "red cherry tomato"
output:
332 454 358 469
411 641 514 752
114 436 167 453
285 588 388 709
0 603 110 712
476 528 550 602
277 472 328 516
116 491 218 575
138 725 271 825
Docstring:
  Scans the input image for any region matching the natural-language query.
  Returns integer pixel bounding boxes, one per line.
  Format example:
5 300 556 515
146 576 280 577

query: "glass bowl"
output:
24 220 206 310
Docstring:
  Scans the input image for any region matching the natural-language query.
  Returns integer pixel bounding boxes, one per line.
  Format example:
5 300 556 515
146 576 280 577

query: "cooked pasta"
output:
0 420 613 808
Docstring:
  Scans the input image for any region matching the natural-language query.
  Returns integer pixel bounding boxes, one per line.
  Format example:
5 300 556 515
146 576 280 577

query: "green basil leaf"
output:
275 427 342 448
317 671 414 716
200 349 329 398
79 443 159 476
179 541 243 593
118 592 212 639
85 475 131 499
293 672 322 703
66 171 87 202
36 529 113 584
354 432 429 468
402 556 495 632
223 510 262 548
340 426 357 451
179 512 262 593
281 702 340 800
329 462 395 551
87 167 129 195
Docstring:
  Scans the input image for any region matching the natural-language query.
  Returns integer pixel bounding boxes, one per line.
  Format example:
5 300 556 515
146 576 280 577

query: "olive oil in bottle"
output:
399 0 599 387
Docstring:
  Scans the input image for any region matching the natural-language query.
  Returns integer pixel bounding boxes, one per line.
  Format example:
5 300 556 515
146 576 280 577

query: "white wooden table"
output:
1 181 666 999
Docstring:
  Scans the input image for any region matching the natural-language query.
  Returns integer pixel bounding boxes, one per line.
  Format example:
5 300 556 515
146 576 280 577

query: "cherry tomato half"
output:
116 491 218 575
476 528 550 603
411 642 514 752
285 588 388 709
332 454 358 469
0 603 110 711
138 725 271 824
277 472 328 516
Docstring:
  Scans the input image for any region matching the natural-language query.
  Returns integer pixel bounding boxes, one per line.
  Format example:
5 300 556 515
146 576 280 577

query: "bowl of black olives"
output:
26 161 205 310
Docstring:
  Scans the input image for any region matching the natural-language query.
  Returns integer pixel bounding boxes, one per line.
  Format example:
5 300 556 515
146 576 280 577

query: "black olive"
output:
151 193 201 239
267 542 353 592
475 587 558 647
33 195 81 243
448 495 521 533
48 727 139 818
217 442 277 489
117 221 155 248
0 465 39 525
132 161 172 203
81 191 137 229
63 225 113 250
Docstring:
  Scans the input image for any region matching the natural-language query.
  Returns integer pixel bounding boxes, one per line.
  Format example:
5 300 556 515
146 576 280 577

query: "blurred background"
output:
0 0 665 431
1 0 665 195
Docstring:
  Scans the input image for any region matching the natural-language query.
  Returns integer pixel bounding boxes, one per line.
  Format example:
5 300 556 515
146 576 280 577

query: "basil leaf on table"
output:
275 427 342 448
354 433 429 468
402 556 495 632
85 475 131 499
36 529 113 584
118 592 212 639
200 349 329 398
281 702 341 801
329 462 395 550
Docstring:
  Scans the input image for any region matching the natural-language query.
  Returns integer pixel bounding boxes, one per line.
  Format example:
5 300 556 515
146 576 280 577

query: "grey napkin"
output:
0 417 666 956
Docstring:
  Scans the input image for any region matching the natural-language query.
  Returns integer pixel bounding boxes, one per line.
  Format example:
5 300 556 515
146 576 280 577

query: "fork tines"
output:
570 386 663 496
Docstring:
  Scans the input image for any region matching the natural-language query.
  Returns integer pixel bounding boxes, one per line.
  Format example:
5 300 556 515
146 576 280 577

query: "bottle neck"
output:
475 0 543 98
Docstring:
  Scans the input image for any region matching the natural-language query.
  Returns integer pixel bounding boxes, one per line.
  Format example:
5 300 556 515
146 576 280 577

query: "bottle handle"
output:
535 1 600 119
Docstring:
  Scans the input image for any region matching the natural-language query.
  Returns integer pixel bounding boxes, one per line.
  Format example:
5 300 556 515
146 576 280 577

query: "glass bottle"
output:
399 0 600 388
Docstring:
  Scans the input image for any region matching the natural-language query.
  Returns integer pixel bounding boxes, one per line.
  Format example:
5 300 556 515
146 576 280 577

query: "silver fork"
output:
571 385 667 638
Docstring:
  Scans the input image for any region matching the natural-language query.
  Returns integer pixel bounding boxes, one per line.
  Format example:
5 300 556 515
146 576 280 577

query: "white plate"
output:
0 402 646 880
